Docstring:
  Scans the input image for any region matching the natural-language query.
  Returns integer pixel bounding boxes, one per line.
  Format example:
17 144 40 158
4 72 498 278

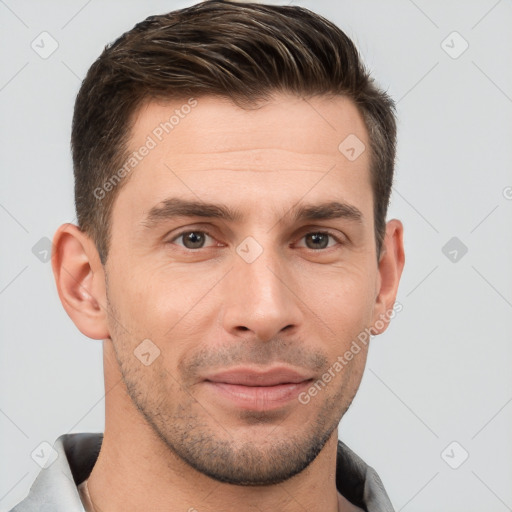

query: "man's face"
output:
104 93 382 485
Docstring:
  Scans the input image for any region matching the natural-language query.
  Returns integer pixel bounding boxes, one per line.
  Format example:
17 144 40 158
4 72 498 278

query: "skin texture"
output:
52 93 404 512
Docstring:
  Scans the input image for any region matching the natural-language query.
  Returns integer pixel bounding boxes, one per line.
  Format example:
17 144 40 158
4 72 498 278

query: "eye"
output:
297 232 341 250
170 230 217 250
167 229 343 252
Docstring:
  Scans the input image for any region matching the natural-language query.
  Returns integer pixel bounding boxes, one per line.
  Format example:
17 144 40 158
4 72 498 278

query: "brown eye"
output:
304 233 331 250
298 231 344 250
174 231 210 249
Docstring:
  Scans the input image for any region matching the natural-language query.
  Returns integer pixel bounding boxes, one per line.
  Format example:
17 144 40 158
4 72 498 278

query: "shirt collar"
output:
11 432 394 512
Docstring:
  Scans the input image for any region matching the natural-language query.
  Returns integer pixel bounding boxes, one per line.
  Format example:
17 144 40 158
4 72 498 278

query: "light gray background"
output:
1 1 511 511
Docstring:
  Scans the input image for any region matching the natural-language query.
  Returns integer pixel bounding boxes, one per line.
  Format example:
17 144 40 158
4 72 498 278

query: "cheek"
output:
108 266 220 350
303 266 377 339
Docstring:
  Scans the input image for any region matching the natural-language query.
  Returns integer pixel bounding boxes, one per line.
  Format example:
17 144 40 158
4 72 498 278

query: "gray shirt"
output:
9 432 395 512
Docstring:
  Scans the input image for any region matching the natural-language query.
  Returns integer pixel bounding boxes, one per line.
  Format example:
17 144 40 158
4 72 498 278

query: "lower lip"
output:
203 380 312 411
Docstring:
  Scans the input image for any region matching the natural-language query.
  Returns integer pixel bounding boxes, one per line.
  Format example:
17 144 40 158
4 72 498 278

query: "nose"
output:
221 245 303 342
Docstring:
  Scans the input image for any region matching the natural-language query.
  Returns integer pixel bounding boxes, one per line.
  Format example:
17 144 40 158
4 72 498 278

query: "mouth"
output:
202 366 314 411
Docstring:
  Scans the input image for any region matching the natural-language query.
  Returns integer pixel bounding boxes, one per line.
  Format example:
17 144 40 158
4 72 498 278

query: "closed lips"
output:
203 367 314 386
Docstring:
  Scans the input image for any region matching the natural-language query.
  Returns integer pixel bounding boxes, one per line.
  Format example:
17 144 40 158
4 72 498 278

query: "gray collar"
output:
10 432 394 512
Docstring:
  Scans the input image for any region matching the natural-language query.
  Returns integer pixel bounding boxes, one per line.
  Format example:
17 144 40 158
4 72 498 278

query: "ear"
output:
370 219 405 334
51 223 110 340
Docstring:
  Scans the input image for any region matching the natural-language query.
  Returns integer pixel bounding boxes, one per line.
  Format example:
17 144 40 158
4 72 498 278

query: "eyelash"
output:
168 229 345 251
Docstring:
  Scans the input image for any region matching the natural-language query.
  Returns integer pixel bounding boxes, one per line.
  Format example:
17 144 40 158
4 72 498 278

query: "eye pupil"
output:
306 233 329 250
183 232 205 249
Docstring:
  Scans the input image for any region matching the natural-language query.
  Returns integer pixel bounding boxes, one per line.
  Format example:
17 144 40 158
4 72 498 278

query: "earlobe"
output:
51 223 110 340
371 219 405 335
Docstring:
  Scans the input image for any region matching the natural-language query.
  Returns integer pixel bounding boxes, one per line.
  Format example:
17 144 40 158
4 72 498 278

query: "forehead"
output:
130 93 369 165
111 93 373 230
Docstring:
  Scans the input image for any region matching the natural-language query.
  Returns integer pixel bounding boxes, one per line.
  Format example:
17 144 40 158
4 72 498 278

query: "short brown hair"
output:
72 0 396 264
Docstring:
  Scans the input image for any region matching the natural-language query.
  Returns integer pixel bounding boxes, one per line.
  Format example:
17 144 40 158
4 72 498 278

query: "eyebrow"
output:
140 198 363 230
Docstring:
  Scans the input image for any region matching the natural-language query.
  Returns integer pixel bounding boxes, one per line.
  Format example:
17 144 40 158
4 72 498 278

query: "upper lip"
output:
204 366 314 386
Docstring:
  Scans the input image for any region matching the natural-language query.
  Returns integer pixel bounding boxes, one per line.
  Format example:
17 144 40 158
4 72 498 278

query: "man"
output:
11 1 404 511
